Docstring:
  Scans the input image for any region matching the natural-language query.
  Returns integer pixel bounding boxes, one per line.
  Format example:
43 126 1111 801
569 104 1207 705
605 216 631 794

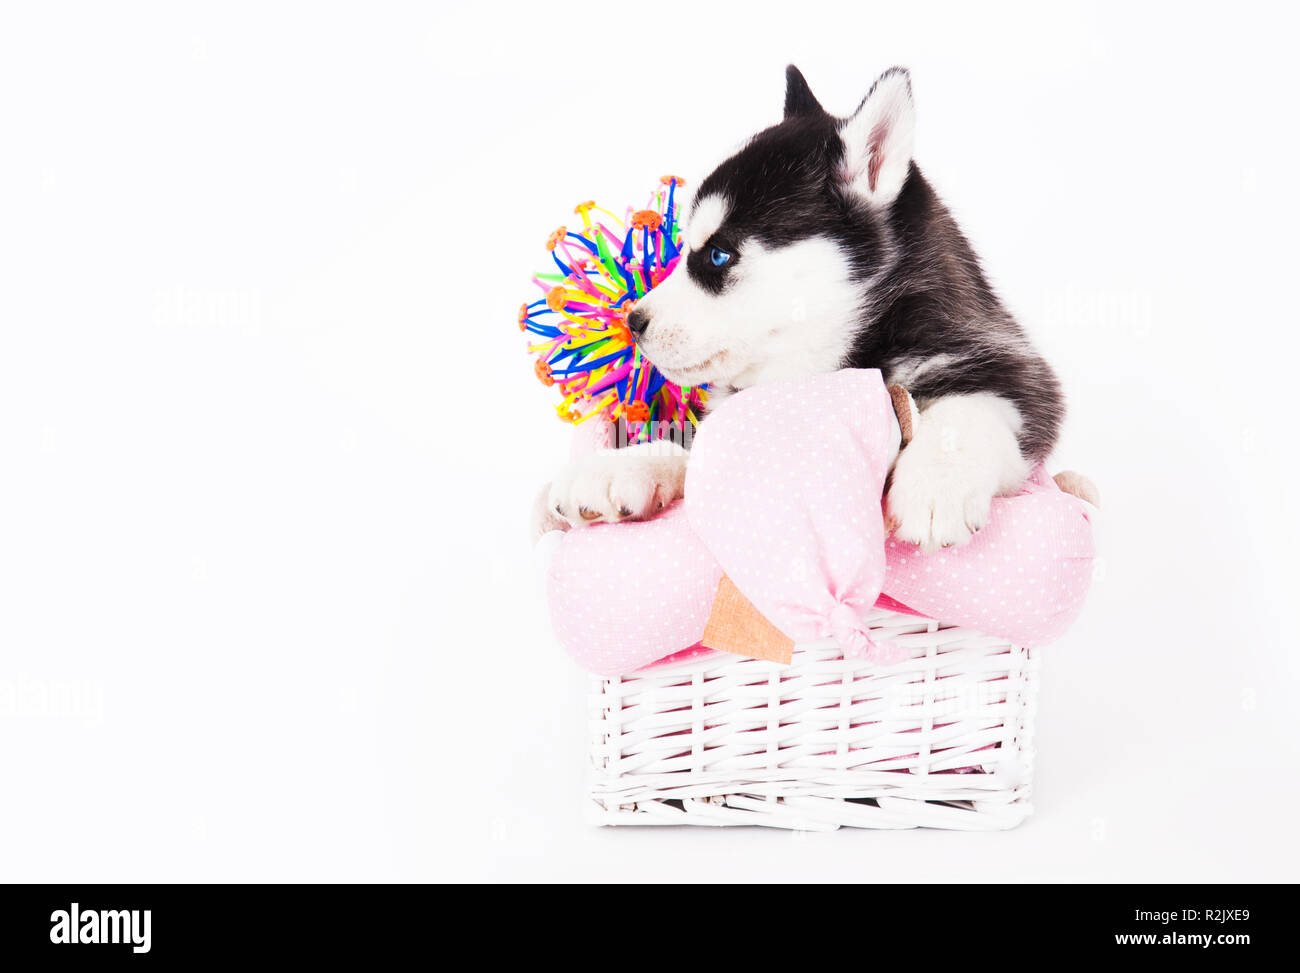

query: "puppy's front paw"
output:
885 451 995 554
548 444 687 527
530 482 571 543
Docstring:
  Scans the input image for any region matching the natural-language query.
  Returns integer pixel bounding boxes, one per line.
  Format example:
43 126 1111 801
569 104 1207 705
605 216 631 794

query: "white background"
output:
2 1 1298 882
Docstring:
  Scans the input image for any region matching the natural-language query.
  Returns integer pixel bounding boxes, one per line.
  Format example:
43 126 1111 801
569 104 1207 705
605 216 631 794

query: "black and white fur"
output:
543 66 1063 553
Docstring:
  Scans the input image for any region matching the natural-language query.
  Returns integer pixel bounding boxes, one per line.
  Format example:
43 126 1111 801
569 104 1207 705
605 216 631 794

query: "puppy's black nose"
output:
627 307 650 338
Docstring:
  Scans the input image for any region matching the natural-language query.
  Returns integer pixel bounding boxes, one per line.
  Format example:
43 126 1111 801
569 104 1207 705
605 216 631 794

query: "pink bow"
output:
828 602 908 664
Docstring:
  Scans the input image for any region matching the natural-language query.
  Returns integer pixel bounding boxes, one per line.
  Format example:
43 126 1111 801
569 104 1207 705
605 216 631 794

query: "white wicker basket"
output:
587 606 1038 831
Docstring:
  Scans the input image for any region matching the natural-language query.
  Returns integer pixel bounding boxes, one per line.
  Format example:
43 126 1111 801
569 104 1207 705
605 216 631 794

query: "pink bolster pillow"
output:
545 369 1094 676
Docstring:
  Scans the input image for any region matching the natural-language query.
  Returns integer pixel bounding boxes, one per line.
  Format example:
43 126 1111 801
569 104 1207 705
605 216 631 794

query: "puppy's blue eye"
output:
710 246 731 267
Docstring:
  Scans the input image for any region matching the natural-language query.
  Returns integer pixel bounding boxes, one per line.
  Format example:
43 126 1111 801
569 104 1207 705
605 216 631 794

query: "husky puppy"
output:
542 66 1064 553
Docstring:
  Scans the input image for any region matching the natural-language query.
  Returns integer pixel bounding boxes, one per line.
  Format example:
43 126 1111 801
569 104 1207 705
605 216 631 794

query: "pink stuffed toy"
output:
685 369 905 662
541 369 1095 676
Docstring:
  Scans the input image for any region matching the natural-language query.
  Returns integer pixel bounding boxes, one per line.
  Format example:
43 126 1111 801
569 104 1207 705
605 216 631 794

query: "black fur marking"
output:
687 110 889 291
687 66 1064 462
784 64 824 119
684 236 738 295
855 169 1065 460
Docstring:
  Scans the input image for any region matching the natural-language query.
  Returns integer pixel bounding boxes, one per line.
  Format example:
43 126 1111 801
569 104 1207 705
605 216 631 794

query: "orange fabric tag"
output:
701 574 795 664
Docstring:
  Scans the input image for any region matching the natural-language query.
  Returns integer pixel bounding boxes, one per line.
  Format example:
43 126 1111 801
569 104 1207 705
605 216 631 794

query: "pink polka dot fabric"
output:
685 370 905 663
880 464 1095 646
546 500 723 676
543 369 1095 676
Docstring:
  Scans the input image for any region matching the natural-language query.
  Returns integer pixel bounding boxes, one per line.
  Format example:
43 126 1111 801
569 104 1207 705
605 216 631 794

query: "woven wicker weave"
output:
587 607 1038 831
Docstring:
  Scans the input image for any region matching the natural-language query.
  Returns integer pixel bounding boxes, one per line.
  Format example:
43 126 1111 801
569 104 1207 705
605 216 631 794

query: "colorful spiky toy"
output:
519 176 707 443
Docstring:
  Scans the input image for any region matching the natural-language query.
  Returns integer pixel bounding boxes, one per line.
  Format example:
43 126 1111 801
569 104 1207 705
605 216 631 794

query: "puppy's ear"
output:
837 67 915 207
783 65 824 119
